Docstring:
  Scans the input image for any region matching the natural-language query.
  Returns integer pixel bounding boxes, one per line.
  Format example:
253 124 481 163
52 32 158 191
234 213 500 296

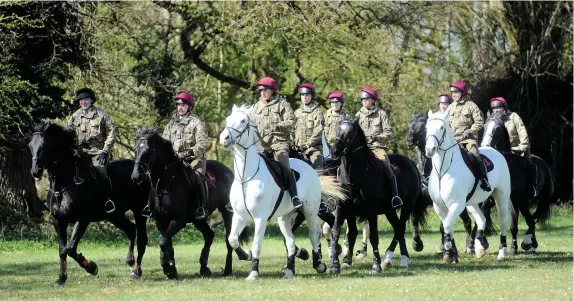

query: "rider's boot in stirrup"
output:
288 172 303 209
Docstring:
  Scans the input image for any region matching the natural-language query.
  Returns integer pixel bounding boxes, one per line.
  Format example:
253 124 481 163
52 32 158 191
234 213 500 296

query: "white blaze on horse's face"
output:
425 111 447 157
481 120 495 147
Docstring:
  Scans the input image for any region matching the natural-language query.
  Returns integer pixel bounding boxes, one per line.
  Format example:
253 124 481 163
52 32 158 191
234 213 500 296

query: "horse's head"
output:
424 108 452 157
330 116 366 160
481 110 511 151
28 122 76 180
220 104 257 150
406 113 428 150
132 127 161 184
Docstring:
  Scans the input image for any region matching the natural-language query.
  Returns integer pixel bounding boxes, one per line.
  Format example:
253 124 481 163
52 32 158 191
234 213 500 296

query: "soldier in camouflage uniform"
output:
447 81 491 191
324 90 348 148
252 77 302 209
490 97 538 196
355 87 402 208
67 87 117 213
293 83 325 168
160 91 210 220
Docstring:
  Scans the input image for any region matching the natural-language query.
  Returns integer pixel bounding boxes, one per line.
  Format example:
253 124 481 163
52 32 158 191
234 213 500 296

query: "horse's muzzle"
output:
30 162 44 180
131 171 143 184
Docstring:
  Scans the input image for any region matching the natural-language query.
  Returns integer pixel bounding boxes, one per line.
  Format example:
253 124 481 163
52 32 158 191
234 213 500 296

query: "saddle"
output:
460 146 494 178
181 162 217 188
260 152 300 190
366 152 401 176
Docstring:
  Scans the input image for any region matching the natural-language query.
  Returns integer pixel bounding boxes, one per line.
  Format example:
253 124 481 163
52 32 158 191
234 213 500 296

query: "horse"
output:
130 128 251 279
407 113 495 257
481 110 553 253
219 104 347 281
28 122 149 286
329 117 426 274
424 109 513 263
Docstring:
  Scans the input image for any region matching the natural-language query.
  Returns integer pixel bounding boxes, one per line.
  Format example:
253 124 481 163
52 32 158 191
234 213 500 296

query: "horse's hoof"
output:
443 255 453 264
371 264 382 274
475 249 486 259
166 271 178 280
509 247 517 255
246 271 259 281
200 266 212 277
86 261 98 276
297 248 309 261
452 256 459 264
355 252 367 260
412 240 424 252
382 261 392 271
526 247 537 253
315 263 327 274
466 248 475 254
521 242 532 251
129 272 141 280
54 277 67 286
399 255 409 268
330 266 341 275
283 269 294 279
341 262 352 269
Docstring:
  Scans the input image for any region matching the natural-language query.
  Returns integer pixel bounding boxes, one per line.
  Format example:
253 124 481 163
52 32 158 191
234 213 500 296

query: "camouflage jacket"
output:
162 111 209 161
355 106 393 149
324 108 348 146
293 101 324 150
252 95 295 152
447 96 483 144
67 107 117 154
504 111 530 154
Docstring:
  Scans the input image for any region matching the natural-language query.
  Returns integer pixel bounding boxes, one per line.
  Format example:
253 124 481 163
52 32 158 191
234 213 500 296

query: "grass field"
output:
0 206 572 301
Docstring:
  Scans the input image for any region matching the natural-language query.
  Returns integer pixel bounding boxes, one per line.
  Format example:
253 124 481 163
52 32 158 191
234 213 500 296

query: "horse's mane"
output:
35 122 81 157
233 104 264 153
136 127 179 159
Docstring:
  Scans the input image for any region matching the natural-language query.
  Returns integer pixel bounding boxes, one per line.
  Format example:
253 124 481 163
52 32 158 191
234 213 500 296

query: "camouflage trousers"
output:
305 148 324 169
272 148 292 174
461 140 480 157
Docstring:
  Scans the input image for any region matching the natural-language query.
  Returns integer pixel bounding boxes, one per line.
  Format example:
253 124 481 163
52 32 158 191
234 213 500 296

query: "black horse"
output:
481 111 553 253
130 128 250 279
29 123 149 286
406 113 498 257
329 118 426 274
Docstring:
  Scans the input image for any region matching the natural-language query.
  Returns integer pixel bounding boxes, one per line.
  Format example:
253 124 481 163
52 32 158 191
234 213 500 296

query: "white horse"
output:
425 109 513 262
219 104 346 281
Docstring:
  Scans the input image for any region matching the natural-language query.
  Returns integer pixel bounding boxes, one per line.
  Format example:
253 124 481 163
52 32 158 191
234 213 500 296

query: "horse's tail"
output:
319 175 348 203
411 185 430 230
533 156 554 225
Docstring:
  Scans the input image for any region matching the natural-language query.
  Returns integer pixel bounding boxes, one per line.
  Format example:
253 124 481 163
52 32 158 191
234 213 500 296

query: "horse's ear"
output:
232 104 238 112
427 109 433 117
137 126 142 135
486 110 491 118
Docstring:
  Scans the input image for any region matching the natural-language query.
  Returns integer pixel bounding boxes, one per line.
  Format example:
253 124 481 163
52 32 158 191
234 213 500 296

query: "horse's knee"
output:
65 247 76 258
228 235 239 249
159 237 171 250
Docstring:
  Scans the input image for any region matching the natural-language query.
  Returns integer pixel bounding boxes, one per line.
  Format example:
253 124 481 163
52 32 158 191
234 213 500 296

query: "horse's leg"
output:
394 209 411 268
432 201 455 264
356 221 369 259
66 221 98 276
460 209 474 254
519 201 538 252
367 214 382 273
438 222 446 255
246 217 268 281
329 206 346 275
219 207 249 277
159 219 187 279
107 214 137 268
278 213 297 278
131 214 148 279
342 215 357 268
303 207 327 274
191 219 214 277
287 211 310 261
53 218 69 286
466 204 489 259
491 190 511 261
509 200 520 254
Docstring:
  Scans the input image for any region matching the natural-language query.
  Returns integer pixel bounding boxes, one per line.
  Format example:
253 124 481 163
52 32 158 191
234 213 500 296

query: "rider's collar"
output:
261 95 281 106
359 106 378 115
81 107 95 117
302 101 318 111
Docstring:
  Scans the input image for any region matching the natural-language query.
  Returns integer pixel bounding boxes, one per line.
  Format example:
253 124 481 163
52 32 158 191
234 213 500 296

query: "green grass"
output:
0 206 572 301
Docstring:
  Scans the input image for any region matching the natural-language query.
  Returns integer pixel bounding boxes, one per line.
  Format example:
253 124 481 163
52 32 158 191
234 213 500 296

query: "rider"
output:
447 81 491 191
355 87 403 208
293 83 325 168
490 97 538 196
437 94 453 113
324 90 348 148
162 91 209 220
252 77 302 209
67 87 117 213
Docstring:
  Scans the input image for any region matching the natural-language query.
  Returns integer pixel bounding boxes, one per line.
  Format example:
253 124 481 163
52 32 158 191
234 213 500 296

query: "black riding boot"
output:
527 161 538 197
194 181 208 220
390 174 403 208
477 158 492 192
288 172 303 209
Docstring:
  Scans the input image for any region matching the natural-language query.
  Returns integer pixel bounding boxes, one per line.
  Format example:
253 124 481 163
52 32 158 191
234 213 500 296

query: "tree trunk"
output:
0 149 41 222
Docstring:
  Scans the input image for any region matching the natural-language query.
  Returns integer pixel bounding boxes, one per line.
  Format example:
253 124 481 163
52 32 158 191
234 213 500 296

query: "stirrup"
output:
194 207 208 220
141 205 152 218
531 186 538 197
105 200 116 214
391 196 403 208
292 196 303 209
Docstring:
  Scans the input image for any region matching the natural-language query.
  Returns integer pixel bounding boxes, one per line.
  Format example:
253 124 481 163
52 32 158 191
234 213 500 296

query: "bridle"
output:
425 117 459 180
225 112 263 185
332 121 365 159
134 135 177 198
